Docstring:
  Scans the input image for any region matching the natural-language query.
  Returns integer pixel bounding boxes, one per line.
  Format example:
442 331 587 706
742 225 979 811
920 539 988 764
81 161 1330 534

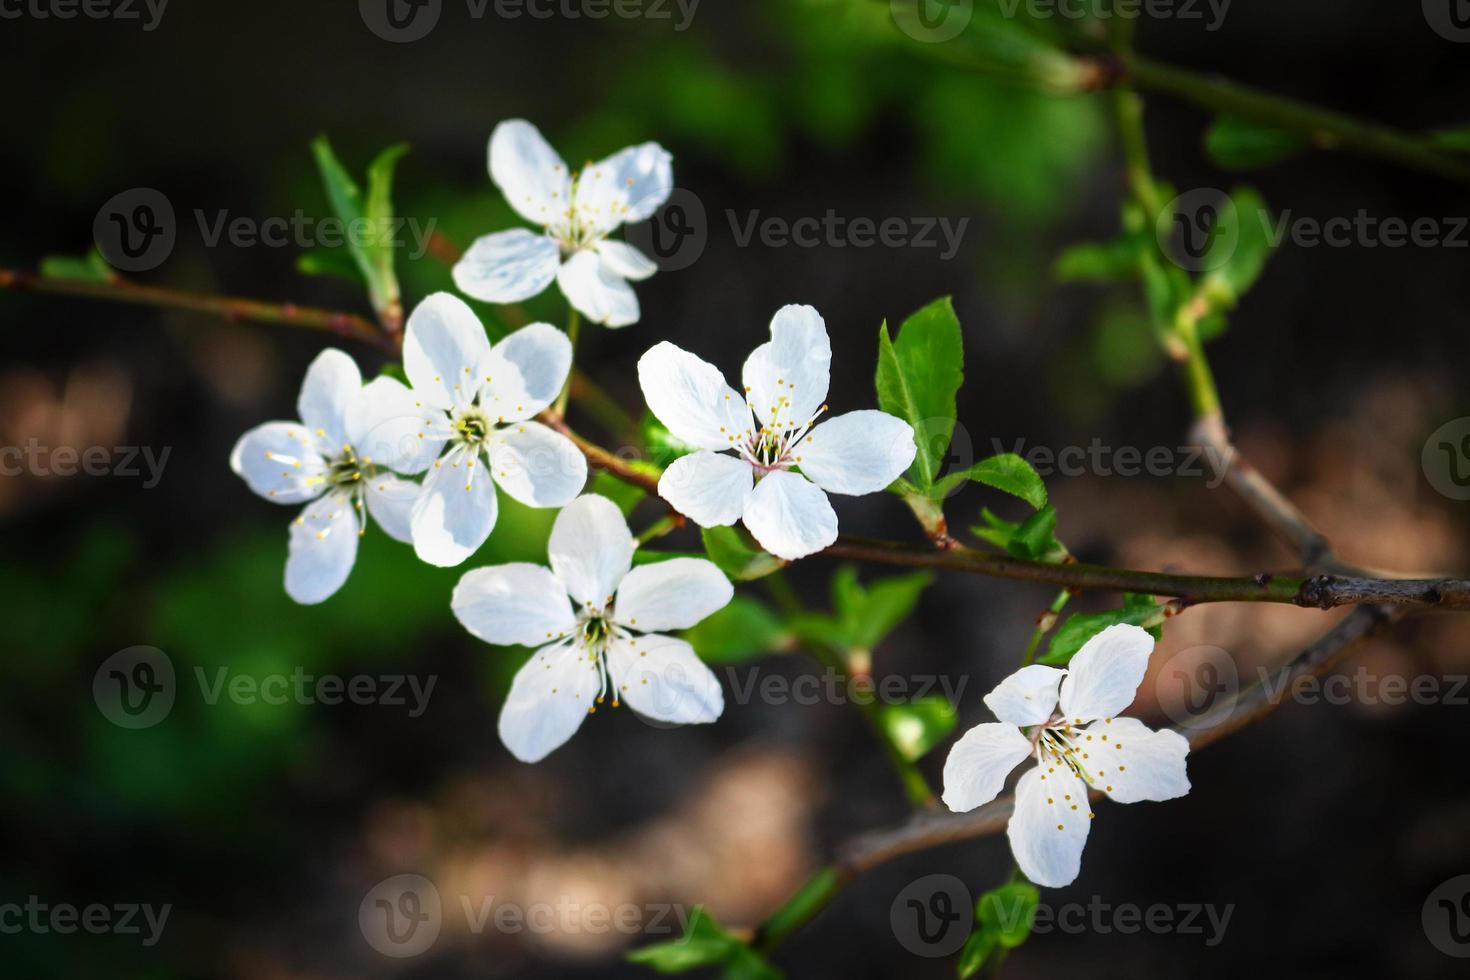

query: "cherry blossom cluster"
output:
229 119 1191 888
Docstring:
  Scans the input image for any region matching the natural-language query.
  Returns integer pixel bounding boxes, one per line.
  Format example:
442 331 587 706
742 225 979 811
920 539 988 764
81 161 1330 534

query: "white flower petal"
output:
1058 624 1156 723
452 228 561 304
741 470 837 561
498 641 600 763
557 249 640 327
489 119 572 227
606 633 723 725
363 473 420 544
1081 717 1190 804
410 446 498 567
296 349 361 451
984 664 1067 728
403 292 493 411
285 491 360 604
487 420 587 508
230 421 330 505
941 722 1032 812
547 494 635 610
742 304 831 430
594 239 658 281
797 410 917 495
657 451 753 527
574 141 673 236
1008 764 1091 889
637 342 752 451
347 376 446 475
612 558 733 632
452 563 577 647
480 322 573 423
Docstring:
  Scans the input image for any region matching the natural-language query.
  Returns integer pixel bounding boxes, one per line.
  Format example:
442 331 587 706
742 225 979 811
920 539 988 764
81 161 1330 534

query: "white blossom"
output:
362 292 588 567
452 119 672 328
942 624 1192 888
637 304 917 560
229 349 420 604
452 494 732 762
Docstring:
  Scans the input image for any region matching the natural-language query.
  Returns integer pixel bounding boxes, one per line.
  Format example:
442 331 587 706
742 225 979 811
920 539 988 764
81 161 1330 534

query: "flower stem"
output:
552 307 581 418
752 865 849 955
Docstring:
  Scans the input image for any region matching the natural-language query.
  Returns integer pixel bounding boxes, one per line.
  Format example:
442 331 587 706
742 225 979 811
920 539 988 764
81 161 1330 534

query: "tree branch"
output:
0 267 397 353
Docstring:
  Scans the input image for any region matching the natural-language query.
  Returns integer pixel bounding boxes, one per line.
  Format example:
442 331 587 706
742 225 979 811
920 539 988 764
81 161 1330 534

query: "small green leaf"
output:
1007 506 1067 564
957 928 999 978
976 882 1040 948
590 470 645 514
1053 239 1139 283
875 297 964 489
309 136 408 323
878 695 957 762
296 247 362 282
723 946 784 980
626 907 734 973
1204 114 1307 170
701 526 787 581
39 250 113 283
966 454 1047 510
970 507 1021 552
829 566 932 651
1039 593 1165 665
643 412 699 468
1200 186 1273 308
683 596 791 664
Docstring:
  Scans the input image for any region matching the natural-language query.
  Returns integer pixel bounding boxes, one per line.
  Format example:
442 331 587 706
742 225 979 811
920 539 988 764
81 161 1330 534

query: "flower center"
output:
738 402 828 475
326 444 376 489
452 407 494 448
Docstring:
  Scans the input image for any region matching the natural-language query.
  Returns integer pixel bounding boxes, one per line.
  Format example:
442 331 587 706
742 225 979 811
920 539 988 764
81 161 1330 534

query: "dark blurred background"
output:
3 1 1470 977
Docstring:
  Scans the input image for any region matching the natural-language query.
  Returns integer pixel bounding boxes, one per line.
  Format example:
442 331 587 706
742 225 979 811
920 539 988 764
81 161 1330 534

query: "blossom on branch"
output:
229 349 420 604
452 494 732 762
638 304 917 560
452 119 672 328
942 624 1192 888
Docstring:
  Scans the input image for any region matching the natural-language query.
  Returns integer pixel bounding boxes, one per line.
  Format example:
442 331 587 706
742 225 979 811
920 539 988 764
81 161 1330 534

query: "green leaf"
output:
626 907 734 973
829 566 931 651
643 412 699 468
1200 186 1273 308
39 250 113 283
590 470 645 514
957 928 999 978
878 695 957 762
875 297 964 489
976 882 1040 948
970 507 1021 552
723 946 784 980
1053 238 1140 283
683 596 791 664
1039 593 1165 665
626 907 781 978
1007 506 1067 564
309 136 408 322
1204 114 1307 170
701 526 787 581
966 454 1047 510
296 247 362 282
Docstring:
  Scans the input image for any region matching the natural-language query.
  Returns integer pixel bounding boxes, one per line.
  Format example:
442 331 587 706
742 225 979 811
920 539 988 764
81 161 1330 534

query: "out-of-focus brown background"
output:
2 1 1469 976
